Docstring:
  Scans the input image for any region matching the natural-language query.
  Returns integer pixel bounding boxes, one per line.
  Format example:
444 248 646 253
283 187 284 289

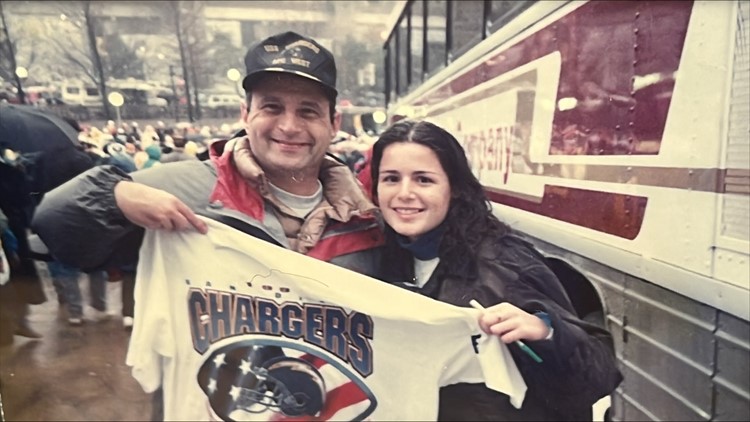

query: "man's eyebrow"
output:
299 100 323 110
256 94 280 103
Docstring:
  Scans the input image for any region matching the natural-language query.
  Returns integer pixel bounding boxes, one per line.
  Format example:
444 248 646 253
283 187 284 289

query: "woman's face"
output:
377 142 451 241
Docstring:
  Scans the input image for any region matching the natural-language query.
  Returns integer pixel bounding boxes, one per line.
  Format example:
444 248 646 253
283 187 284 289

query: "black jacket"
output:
381 234 623 421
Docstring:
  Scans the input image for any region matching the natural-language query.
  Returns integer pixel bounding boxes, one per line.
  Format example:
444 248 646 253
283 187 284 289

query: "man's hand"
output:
114 181 208 234
477 302 551 344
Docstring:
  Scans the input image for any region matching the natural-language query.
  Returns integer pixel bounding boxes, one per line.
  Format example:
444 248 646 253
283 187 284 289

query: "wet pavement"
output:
0 266 152 421
0 264 612 422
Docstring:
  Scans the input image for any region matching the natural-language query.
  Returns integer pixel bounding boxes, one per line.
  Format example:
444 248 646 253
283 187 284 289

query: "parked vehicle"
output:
201 92 241 118
383 1 749 420
59 80 101 108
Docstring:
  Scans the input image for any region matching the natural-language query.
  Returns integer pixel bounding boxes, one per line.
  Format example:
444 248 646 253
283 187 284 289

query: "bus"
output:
382 1 749 420
60 80 102 108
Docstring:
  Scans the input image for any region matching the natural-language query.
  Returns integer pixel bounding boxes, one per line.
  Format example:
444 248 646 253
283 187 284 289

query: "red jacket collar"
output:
208 139 265 221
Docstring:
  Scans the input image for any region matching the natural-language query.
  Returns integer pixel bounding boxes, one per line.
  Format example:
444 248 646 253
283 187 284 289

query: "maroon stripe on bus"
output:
419 1 693 157
487 186 647 240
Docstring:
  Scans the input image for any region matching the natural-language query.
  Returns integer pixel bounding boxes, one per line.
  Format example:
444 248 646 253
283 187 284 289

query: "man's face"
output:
242 74 340 178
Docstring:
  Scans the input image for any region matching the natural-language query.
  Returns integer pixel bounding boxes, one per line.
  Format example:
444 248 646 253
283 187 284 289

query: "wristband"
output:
534 311 554 340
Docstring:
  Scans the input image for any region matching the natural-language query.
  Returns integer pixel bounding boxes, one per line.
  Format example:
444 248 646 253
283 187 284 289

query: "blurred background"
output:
0 0 393 135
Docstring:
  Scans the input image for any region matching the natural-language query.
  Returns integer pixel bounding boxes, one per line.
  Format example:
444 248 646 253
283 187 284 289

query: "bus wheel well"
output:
543 257 604 326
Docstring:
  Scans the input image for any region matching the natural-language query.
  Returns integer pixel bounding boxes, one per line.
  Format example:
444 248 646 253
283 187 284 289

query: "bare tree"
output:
0 1 27 104
181 1 210 120
168 0 195 122
82 1 110 119
50 1 111 119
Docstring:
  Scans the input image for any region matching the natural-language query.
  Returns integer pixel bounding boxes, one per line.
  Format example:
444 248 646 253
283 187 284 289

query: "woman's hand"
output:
114 181 208 234
477 302 551 344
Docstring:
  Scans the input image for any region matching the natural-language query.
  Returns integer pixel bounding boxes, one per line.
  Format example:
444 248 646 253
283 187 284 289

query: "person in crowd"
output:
91 126 115 150
133 149 149 170
155 120 167 145
129 121 141 142
105 120 117 137
368 120 622 421
0 207 37 346
101 142 138 330
183 140 200 158
46 260 110 326
114 128 128 144
140 124 160 148
160 135 197 163
142 144 162 169
37 118 111 326
124 140 139 157
32 30 382 421
0 147 45 344
103 142 137 173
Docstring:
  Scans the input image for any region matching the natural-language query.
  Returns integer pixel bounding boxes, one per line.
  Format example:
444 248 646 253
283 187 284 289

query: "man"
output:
32 30 382 285
32 31 383 420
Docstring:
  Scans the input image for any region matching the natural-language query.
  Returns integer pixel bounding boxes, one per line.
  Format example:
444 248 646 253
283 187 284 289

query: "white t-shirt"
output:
126 218 526 421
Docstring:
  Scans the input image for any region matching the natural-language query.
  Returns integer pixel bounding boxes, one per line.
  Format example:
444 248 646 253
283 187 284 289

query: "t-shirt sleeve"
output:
437 313 528 408
126 230 175 393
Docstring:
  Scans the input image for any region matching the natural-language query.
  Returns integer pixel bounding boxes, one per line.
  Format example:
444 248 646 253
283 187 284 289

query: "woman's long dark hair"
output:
370 120 510 281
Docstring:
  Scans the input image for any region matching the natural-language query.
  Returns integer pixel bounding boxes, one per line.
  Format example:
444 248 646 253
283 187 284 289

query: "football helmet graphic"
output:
198 344 326 421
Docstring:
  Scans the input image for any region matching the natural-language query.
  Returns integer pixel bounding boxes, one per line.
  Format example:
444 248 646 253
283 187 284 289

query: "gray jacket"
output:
31 140 383 276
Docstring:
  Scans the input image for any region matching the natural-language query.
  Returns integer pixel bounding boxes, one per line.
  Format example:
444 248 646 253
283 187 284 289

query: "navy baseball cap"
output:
242 31 337 98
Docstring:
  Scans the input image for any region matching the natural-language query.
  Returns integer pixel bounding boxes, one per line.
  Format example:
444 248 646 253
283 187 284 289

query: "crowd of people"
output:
2 30 621 421
0 114 246 335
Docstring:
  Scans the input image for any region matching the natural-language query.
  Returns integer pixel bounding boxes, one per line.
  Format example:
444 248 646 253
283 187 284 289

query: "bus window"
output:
426 0 447 76
385 40 396 105
411 0 425 87
488 1 534 34
397 16 409 95
449 0 484 60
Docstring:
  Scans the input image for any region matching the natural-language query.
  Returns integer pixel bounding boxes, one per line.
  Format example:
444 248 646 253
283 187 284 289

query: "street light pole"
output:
14 66 28 105
226 68 242 97
108 91 124 130
169 64 178 122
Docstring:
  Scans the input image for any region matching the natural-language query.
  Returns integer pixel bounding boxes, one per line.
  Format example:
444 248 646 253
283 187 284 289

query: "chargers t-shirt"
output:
126 218 527 421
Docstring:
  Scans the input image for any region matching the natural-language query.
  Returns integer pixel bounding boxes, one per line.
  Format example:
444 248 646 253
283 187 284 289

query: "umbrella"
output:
0 103 81 154
0 103 92 196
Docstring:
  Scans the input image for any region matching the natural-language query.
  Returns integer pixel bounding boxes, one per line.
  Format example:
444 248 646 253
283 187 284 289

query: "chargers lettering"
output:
188 288 374 377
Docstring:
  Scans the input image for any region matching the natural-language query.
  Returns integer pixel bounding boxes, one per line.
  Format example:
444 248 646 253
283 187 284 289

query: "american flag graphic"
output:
198 341 377 421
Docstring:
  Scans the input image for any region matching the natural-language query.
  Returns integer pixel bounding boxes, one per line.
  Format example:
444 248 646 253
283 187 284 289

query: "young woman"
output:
370 120 622 421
